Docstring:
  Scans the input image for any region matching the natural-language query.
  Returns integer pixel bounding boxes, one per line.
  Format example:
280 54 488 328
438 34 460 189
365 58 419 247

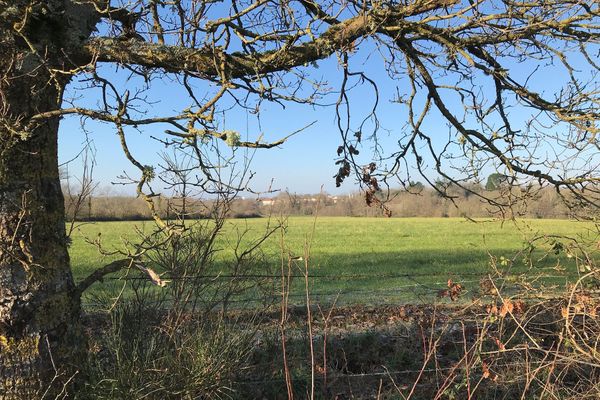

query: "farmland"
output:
70 217 597 307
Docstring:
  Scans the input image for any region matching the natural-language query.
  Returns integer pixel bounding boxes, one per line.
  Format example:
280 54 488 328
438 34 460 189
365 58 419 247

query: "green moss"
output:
0 334 40 359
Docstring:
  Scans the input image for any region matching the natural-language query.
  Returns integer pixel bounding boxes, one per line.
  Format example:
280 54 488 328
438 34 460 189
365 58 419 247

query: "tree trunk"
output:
0 2 101 396
0 22 84 400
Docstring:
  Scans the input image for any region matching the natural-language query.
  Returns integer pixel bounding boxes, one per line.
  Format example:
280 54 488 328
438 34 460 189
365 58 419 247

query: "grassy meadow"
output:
69 217 598 307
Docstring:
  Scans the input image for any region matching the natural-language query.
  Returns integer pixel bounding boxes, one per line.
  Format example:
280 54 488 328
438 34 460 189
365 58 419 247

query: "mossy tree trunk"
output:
0 59 83 400
0 2 98 398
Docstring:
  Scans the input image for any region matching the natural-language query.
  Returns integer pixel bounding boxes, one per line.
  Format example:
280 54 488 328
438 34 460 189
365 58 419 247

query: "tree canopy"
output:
6 0 599 216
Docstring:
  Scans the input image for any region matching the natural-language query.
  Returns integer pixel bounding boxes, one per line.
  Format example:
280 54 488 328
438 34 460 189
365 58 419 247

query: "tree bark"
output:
0 2 98 398
0 66 83 400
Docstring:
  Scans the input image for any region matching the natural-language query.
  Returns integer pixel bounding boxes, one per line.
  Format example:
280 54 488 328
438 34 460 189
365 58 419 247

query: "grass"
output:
69 217 598 307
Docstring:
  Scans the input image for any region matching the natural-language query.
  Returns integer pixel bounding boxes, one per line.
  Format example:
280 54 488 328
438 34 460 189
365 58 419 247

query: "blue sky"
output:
58 46 419 196
57 9 596 198
59 79 352 196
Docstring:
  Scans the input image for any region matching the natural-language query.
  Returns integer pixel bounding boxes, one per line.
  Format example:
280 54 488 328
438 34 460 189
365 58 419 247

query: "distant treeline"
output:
64 186 574 221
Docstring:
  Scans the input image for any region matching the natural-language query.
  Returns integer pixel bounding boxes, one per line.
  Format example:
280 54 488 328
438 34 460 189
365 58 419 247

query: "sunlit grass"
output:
70 217 598 307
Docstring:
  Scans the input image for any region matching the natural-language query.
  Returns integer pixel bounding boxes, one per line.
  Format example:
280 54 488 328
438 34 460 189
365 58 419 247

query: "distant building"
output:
260 199 276 206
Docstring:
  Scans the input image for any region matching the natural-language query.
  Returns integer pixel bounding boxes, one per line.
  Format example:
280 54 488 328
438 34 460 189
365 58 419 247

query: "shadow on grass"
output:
77 247 577 309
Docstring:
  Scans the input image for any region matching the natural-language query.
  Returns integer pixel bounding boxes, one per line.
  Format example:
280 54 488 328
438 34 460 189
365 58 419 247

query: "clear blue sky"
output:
58 46 420 196
57 17 590 197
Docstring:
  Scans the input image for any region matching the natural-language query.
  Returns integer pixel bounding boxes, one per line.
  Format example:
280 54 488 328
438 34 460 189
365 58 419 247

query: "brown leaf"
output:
137 265 170 287
494 338 505 351
512 300 525 314
499 300 514 318
486 304 499 316
482 362 498 381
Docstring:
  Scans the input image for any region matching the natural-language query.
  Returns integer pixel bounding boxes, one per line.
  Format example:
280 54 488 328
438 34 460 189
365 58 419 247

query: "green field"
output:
70 217 598 307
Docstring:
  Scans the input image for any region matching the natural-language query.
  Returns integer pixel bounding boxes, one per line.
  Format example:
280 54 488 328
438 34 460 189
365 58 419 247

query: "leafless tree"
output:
0 0 597 397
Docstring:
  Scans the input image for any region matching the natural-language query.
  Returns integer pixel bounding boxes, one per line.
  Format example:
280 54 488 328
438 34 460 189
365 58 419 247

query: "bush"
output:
81 300 256 400
77 207 278 398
